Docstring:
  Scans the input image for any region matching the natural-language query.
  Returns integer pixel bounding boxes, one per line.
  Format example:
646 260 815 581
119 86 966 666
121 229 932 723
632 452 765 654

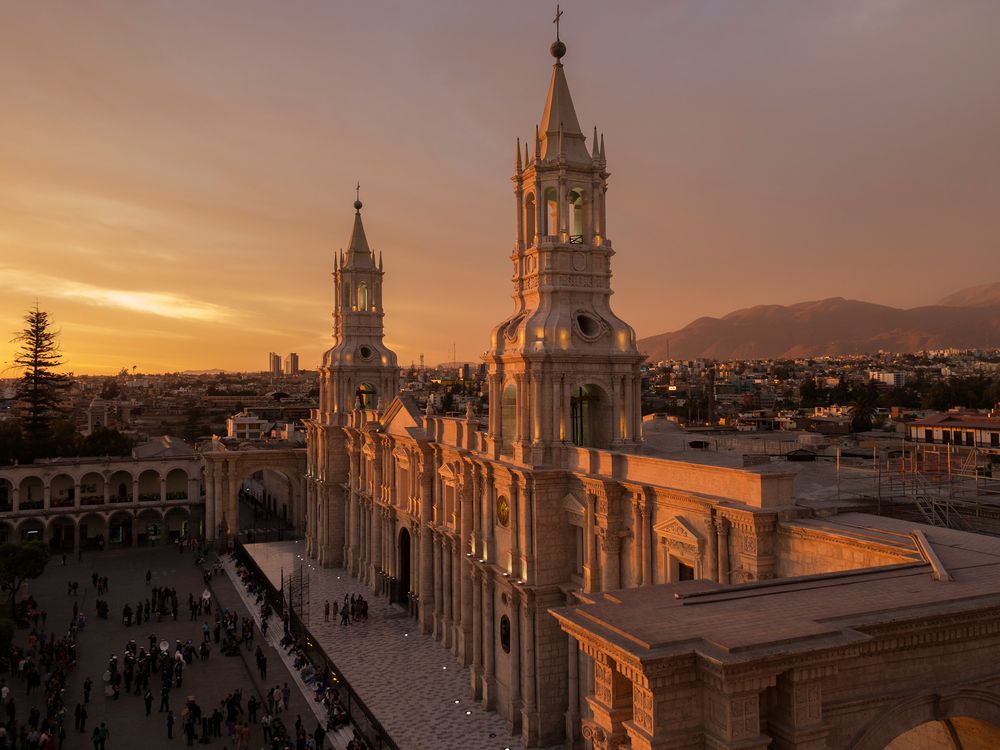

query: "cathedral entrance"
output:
396 527 411 609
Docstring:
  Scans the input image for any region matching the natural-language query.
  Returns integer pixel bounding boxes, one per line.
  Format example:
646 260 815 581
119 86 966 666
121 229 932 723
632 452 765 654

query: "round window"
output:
496 496 510 527
358 345 373 360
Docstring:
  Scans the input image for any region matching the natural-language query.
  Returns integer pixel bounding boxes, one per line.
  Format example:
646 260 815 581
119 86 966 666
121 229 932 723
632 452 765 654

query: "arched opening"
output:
568 189 585 243
357 282 369 311
18 476 43 511
78 513 106 550
18 518 44 543
0 522 13 545
0 479 12 513
544 187 558 237
500 382 517 453
357 383 376 410
164 507 192 543
48 516 76 552
524 192 536 243
396 527 411 606
570 384 612 449
108 511 133 547
136 509 163 547
50 473 75 509
79 471 104 506
885 717 1000 749
165 468 188 500
109 470 132 503
138 469 160 502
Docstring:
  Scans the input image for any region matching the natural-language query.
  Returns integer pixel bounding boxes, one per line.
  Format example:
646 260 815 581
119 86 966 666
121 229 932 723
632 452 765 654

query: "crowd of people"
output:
322 594 369 626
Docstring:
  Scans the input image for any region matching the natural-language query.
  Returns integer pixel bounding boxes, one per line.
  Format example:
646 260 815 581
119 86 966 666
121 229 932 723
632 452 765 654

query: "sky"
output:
1 0 999 375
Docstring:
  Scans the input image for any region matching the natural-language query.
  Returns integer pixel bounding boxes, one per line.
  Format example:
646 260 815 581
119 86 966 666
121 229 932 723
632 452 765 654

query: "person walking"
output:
144 687 154 716
83 676 93 704
159 685 170 713
324 600 330 622
166 709 175 739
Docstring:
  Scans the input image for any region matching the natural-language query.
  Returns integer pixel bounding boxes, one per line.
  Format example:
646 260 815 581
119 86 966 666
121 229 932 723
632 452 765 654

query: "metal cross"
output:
553 4 563 41
355 182 361 201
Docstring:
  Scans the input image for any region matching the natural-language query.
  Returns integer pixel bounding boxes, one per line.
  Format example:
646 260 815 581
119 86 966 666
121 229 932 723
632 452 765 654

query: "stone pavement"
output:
244 541 525 750
9 544 332 750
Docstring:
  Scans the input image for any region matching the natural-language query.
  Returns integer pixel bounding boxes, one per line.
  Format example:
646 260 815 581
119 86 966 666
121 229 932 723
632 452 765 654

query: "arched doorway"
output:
884 716 1000 749
396 528 411 607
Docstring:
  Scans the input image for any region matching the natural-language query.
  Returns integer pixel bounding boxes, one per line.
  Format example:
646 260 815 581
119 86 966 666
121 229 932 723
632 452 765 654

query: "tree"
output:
12 306 69 453
78 426 133 457
0 541 50 619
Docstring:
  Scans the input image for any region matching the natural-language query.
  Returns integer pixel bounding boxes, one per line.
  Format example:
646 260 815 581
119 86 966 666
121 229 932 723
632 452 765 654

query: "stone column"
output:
706 515 719 582
600 530 621 592
531 370 542 445
583 496 596 591
508 589 522 733
642 499 653 585
481 574 496 709
433 534 443 639
74 482 81 511
470 567 483 699
43 481 51 511
565 634 580 746
704 687 772 750
160 476 167 504
716 517 731 584
443 536 453 649
459 474 474 663
584 655 632 750
520 593 538 744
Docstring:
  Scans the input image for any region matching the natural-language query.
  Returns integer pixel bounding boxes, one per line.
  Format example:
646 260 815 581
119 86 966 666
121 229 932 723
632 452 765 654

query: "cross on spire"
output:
553 4 563 41
356 182 361 202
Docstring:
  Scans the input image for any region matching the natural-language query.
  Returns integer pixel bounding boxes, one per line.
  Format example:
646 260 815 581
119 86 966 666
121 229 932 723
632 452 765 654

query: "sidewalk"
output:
243 540 524 750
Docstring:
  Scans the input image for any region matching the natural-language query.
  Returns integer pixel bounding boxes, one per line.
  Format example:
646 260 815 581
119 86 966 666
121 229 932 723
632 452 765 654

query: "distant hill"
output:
937 281 1000 308
637 284 1000 360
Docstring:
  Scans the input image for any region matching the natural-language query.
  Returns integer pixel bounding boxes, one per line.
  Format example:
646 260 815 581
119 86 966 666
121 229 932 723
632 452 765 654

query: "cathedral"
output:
302 28 1000 750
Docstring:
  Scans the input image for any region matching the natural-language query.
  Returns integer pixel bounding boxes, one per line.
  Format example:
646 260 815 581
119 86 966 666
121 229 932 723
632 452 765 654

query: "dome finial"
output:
353 181 363 212
550 4 566 60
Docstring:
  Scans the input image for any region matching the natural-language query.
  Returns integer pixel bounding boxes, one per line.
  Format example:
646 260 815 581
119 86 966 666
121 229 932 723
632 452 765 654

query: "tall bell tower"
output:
320 193 399 417
308 194 399 566
484 31 644 466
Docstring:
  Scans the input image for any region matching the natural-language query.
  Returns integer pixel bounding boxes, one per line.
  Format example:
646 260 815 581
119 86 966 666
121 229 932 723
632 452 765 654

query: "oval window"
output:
576 313 600 338
359 346 373 360
500 615 511 653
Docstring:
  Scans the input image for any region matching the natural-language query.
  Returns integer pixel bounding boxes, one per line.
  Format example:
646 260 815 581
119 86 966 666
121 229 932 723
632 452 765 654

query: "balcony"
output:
19 500 43 511
80 495 105 507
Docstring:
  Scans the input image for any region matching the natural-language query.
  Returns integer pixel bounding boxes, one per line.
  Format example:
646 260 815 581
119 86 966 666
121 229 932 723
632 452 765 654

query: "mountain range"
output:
637 282 1000 361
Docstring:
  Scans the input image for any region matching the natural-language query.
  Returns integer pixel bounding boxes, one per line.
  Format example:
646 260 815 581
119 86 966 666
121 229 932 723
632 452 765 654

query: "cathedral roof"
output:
538 60 590 163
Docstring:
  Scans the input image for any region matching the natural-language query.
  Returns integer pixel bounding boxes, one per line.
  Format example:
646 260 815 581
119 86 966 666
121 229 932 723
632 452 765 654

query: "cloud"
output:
0 267 234 322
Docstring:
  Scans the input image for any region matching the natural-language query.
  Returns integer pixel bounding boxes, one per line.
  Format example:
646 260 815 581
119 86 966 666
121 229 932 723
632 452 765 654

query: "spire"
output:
599 132 606 164
344 188 375 268
592 126 599 160
515 137 522 173
537 20 589 163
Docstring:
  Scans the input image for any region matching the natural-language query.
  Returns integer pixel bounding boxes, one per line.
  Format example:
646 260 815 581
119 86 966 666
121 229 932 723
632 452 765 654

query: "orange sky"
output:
2 1 999 374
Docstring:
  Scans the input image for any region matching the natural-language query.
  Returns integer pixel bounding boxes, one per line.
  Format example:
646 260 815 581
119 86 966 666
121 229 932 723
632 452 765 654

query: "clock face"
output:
496 496 510 527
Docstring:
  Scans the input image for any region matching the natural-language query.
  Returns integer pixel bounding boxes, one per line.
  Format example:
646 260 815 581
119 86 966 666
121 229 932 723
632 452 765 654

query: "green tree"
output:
0 422 26 465
849 390 878 432
78 426 133 457
12 306 69 454
0 541 50 619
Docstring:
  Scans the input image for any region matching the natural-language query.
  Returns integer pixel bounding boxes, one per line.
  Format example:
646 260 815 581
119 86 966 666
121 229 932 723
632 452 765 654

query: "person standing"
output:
144 688 154 716
166 709 175 739
324 600 330 622
83 676 92 704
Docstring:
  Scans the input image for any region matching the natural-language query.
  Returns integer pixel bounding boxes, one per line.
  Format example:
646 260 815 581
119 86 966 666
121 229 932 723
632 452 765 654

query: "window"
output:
356 383 376 410
544 188 558 236
942 431 950 444
357 282 369 311
499 615 511 653
677 562 695 581
924 429 934 444
524 193 535 242
991 432 999 448
966 431 975 446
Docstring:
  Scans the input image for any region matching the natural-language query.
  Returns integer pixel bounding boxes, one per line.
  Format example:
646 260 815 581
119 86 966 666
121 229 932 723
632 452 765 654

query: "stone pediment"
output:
654 515 704 550
563 492 586 517
438 462 458 483
381 395 422 439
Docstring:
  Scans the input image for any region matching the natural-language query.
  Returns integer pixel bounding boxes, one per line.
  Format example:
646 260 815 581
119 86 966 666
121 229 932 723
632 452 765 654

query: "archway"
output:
136 508 163 547
356 383 376 410
79 471 104 506
109 470 132 504
570 383 611 449
851 691 1000 750
397 527 411 606
50 473 75 509
47 516 76 552
0 478 11 512
138 469 160 502
18 518 44 543
108 511 133 547
78 513 106 550
164 507 192 543
0 521 14 544
165 468 189 500
18 476 43 511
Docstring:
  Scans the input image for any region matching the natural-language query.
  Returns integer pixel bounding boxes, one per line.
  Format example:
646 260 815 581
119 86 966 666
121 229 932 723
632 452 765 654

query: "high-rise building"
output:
267 352 281 376
284 352 299 376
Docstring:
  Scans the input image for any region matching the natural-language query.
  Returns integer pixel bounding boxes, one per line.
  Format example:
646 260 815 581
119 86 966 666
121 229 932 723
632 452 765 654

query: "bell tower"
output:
484 32 644 465
319 192 399 419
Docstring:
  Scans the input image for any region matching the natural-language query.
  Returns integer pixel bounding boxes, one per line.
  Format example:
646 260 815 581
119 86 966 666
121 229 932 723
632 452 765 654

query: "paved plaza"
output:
8 544 334 750
243 541 526 750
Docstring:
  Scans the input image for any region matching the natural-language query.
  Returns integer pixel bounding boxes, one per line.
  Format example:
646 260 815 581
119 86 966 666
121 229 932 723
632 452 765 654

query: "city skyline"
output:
2 1 999 374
